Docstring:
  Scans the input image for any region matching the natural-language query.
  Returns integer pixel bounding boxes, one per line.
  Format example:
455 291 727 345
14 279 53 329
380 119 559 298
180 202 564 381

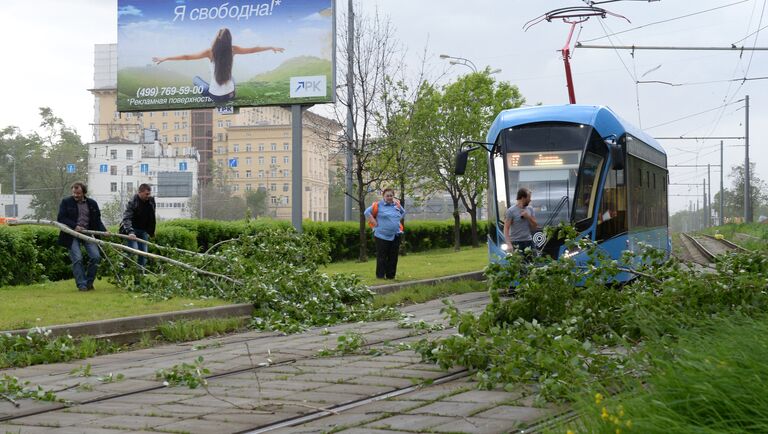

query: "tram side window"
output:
628 155 668 229
596 168 627 241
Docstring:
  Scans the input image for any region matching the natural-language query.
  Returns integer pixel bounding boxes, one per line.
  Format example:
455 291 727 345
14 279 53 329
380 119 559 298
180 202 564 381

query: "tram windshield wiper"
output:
544 195 570 227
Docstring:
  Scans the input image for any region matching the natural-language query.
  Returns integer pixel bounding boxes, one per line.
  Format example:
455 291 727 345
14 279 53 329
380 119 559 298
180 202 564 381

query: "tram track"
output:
678 232 747 267
0 292 492 432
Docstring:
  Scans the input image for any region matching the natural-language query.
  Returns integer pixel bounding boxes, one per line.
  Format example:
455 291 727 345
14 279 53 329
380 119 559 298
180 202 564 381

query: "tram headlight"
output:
562 248 581 259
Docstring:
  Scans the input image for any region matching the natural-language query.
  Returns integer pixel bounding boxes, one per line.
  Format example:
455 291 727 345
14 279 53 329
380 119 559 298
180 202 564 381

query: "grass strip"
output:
0 279 227 331
321 246 488 286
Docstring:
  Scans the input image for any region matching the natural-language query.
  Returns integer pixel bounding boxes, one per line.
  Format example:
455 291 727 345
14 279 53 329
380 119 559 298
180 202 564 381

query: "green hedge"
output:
0 219 487 286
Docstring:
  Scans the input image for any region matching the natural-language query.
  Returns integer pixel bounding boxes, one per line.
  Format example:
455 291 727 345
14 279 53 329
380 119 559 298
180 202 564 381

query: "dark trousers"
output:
512 240 535 263
375 235 401 279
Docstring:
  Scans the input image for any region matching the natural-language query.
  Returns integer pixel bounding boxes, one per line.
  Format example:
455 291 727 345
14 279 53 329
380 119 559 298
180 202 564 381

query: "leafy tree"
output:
189 163 248 220
100 196 124 226
333 6 405 261
25 108 88 219
245 188 268 218
722 163 768 222
412 70 524 249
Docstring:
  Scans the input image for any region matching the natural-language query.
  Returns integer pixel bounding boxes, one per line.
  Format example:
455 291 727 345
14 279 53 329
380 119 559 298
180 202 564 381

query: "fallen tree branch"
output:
9 219 242 286
80 229 221 259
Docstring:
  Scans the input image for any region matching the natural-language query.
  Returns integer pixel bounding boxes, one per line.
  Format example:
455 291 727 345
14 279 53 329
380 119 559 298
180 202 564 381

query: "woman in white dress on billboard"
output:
152 27 284 104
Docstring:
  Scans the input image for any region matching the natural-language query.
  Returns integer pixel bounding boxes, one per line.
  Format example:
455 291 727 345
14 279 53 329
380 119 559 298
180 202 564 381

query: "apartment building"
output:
90 44 337 221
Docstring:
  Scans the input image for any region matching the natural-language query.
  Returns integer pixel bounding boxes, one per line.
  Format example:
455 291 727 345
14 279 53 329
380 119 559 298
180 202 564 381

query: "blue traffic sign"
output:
228 158 238 168
140 163 149 173
99 164 108 173
179 162 188 171
66 164 76 173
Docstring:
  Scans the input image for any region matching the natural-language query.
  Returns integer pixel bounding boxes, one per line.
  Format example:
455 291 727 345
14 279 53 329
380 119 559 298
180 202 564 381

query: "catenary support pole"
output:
292 105 304 233
745 95 752 223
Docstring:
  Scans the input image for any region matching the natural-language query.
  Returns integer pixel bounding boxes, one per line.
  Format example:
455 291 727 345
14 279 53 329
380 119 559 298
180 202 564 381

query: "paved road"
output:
1 292 559 434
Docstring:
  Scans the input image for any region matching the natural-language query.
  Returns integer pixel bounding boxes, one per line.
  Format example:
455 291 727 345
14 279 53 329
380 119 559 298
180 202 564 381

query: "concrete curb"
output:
5 303 255 342
3 271 485 342
369 270 486 295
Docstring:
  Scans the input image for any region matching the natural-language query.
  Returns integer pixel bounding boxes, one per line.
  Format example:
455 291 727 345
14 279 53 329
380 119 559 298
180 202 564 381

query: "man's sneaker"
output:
86 283 95 291
78 286 89 292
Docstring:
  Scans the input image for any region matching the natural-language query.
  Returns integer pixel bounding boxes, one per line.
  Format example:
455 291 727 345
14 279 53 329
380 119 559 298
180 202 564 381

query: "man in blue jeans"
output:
57 182 107 291
120 183 156 275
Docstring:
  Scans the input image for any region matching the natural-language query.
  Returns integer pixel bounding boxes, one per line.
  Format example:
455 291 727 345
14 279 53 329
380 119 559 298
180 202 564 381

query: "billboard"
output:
117 0 335 112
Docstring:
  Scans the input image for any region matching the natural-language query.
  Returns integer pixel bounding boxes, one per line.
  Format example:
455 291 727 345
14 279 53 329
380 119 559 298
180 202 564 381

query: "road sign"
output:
66 164 76 173
99 164 108 173
228 158 238 168
179 162 188 171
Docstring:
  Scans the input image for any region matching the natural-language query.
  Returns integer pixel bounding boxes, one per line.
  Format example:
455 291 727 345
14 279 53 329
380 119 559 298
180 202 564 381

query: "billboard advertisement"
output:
117 0 335 112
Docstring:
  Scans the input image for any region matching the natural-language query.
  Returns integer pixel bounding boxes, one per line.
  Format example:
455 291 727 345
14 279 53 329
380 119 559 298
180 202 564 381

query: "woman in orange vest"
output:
365 188 406 279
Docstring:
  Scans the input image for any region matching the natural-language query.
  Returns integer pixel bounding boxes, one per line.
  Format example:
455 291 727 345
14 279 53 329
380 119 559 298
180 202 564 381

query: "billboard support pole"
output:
292 104 305 233
344 0 354 222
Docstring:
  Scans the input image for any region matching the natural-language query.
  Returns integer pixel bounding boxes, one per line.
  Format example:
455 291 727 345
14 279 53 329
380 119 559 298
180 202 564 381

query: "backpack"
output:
369 200 404 231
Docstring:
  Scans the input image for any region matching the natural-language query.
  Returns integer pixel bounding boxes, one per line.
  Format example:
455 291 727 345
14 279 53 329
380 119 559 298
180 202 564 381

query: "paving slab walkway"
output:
0 292 560 434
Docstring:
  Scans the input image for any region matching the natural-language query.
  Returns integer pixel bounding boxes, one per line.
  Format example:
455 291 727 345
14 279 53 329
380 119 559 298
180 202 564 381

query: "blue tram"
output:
458 105 669 281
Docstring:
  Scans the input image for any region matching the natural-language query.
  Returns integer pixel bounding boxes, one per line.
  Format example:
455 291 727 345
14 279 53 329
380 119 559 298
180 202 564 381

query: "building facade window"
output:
283 143 289 150
126 166 133 176
258 143 264 151
110 149 118 159
282 183 289 192
283 156 289 164
270 143 277 151
245 170 252 178
126 150 133 159
271 156 277 164
245 144 252 152
245 157 252 165
258 156 264 165
233 144 239 152
110 182 117 192
110 165 117 175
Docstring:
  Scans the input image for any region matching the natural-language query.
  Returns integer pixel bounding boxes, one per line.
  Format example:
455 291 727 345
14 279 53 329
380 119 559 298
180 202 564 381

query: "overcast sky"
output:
1 0 766 214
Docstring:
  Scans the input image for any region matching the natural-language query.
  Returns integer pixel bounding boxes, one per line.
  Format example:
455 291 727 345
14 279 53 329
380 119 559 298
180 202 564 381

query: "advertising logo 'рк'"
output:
290 76 326 98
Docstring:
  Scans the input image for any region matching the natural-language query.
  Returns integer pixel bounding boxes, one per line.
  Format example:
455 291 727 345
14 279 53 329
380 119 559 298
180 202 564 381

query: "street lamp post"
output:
439 54 501 75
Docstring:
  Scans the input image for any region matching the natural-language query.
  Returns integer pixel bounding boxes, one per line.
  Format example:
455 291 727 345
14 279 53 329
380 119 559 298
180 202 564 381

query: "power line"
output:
577 0 750 43
645 100 743 129
576 43 768 51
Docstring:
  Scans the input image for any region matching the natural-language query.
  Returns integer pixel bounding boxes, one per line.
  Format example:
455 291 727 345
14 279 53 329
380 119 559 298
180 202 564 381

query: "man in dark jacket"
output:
57 182 107 291
120 183 156 270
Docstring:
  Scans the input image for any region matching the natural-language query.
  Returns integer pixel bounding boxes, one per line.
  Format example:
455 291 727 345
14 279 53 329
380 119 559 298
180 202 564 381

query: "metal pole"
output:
344 0 354 221
199 178 203 219
291 104 304 233
720 140 724 226
703 178 707 228
744 95 752 223
707 164 711 227
11 155 17 217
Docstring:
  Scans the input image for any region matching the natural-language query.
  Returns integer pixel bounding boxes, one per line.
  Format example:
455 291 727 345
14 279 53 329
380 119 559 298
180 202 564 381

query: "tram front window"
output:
504 152 580 227
500 123 592 227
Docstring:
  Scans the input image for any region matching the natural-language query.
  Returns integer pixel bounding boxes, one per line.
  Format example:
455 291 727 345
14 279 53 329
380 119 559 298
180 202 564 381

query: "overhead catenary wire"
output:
645 100 743 129
577 0 750 43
